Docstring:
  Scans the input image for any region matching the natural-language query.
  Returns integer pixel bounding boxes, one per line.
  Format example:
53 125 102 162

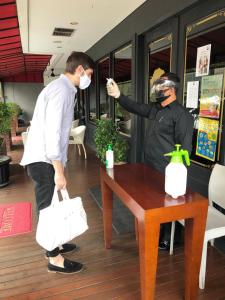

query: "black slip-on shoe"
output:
59 243 77 254
158 241 170 251
48 258 83 274
45 243 77 259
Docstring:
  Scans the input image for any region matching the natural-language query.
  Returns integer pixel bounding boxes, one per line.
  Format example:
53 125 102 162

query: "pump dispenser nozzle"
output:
164 144 190 166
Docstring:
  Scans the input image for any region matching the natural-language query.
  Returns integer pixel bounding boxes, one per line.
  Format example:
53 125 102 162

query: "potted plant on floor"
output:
7 102 22 137
94 119 129 164
0 102 12 187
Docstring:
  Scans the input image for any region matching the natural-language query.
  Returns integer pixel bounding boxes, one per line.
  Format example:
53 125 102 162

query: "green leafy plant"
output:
94 119 128 163
0 137 5 155
0 102 13 136
6 102 22 118
0 103 13 156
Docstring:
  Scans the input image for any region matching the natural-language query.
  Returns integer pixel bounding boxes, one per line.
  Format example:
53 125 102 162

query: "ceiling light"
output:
52 28 75 37
70 21 79 25
53 41 62 43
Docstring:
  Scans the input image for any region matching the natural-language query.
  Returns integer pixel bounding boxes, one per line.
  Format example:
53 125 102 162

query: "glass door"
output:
114 44 132 136
98 56 110 119
148 34 172 102
183 9 225 167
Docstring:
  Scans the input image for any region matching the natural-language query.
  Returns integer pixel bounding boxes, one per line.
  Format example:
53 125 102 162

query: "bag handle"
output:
51 187 70 207
51 186 60 207
60 188 70 201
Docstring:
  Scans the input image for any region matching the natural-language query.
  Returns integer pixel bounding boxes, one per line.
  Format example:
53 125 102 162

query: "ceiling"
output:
1 0 146 82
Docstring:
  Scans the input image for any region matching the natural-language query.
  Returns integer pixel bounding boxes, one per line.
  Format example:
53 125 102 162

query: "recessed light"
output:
70 21 79 25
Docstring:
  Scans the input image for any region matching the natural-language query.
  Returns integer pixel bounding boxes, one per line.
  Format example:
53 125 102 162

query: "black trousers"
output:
27 162 60 257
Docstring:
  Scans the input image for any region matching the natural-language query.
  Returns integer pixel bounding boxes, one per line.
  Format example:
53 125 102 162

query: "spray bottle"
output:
164 144 190 199
106 144 114 169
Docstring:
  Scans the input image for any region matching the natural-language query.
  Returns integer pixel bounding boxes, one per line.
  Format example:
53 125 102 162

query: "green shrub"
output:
0 102 13 135
94 119 128 163
6 102 22 118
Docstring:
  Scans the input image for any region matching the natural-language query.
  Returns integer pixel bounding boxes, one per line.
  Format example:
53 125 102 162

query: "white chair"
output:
100 113 108 119
71 119 79 128
69 125 87 159
169 163 225 289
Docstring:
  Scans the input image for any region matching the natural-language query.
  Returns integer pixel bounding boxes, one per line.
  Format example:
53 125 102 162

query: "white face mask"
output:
79 70 91 89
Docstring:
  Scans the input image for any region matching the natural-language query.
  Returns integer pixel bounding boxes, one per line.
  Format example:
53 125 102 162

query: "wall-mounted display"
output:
199 74 223 119
196 118 219 161
186 81 199 109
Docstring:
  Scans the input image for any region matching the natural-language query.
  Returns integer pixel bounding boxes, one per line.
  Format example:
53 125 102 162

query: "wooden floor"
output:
0 144 225 300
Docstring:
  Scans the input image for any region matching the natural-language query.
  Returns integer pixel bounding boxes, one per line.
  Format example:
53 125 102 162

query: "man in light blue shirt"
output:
21 52 94 274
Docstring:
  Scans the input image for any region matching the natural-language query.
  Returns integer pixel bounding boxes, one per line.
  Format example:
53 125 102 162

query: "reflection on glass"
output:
148 34 172 102
89 71 97 122
75 90 85 121
184 11 225 167
114 45 132 136
99 57 110 119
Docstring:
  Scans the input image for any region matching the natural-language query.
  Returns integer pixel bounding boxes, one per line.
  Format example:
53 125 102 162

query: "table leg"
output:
135 218 139 243
101 179 113 249
138 216 160 300
184 206 208 300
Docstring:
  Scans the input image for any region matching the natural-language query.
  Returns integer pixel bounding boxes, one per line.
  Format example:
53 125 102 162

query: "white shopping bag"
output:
36 188 88 251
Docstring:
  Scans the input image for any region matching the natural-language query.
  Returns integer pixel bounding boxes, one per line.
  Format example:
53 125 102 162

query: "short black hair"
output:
65 51 95 74
161 72 180 93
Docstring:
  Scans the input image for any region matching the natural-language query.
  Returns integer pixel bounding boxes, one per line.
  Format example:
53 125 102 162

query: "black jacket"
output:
118 94 194 173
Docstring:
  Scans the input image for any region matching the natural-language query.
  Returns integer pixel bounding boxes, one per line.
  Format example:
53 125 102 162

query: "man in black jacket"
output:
107 72 194 250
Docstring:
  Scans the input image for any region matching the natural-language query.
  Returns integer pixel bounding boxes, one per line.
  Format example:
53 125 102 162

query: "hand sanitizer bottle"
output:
164 144 190 199
106 144 114 169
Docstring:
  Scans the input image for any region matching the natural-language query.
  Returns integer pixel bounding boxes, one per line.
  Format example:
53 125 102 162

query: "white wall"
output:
3 82 44 122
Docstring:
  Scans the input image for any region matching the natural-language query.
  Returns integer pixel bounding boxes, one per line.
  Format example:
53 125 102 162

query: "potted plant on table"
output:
0 102 12 187
94 119 129 164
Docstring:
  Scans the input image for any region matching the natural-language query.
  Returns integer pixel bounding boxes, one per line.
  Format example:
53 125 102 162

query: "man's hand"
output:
54 172 66 190
52 160 66 190
106 79 120 99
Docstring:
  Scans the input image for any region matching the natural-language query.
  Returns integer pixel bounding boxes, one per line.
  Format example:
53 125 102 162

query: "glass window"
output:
88 71 97 123
148 34 172 102
183 9 225 167
99 57 110 119
114 44 132 136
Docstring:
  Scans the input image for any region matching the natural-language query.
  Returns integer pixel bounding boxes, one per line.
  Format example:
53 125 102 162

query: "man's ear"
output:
171 87 176 94
75 65 83 75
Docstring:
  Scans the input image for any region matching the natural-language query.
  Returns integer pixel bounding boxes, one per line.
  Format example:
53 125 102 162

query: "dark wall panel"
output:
87 0 199 60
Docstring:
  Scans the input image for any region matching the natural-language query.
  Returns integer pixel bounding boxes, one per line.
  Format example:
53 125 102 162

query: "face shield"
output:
151 78 178 103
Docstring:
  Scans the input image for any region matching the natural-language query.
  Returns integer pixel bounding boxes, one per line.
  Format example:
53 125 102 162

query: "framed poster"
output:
196 44 211 77
199 74 223 119
196 117 219 161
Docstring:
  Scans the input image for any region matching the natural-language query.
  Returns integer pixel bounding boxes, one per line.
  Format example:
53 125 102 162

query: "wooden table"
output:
100 163 208 300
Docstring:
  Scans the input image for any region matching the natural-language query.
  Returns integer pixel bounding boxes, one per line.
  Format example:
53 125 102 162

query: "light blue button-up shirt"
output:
21 74 77 166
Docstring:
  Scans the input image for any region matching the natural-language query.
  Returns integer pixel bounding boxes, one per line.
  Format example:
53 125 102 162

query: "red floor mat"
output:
0 202 32 238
